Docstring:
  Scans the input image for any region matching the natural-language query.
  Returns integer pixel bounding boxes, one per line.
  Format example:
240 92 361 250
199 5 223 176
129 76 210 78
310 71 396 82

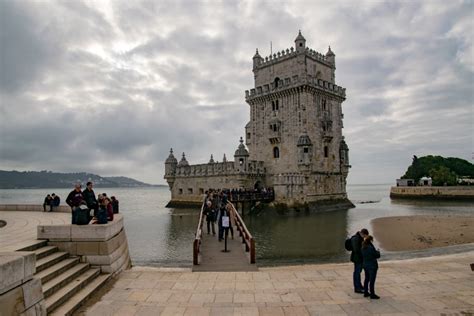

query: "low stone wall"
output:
0 204 71 213
37 215 131 274
166 195 204 208
390 186 474 200
0 252 46 315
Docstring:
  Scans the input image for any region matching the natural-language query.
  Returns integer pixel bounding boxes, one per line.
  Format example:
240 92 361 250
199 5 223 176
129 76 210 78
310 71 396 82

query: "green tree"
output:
429 166 457 186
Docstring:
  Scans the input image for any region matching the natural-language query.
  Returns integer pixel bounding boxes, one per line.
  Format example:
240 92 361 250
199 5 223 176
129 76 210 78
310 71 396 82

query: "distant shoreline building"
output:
165 31 353 210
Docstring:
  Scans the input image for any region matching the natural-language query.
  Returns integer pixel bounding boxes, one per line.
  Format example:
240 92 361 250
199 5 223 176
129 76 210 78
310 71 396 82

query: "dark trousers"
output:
353 262 363 290
363 267 378 295
71 207 77 224
206 219 215 235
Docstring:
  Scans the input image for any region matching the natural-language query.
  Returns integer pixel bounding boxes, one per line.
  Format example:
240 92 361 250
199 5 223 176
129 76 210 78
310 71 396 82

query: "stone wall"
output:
37 215 131 274
0 252 46 315
390 186 474 200
0 204 70 213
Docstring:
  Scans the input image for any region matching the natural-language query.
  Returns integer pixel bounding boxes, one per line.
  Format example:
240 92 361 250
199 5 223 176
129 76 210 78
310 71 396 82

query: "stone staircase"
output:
18 240 111 315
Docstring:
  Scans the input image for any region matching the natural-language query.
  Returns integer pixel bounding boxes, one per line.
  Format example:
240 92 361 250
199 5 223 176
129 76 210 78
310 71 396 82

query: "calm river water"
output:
1 185 472 267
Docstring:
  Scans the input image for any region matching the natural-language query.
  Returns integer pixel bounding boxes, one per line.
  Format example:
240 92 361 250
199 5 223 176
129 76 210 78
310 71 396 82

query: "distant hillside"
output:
0 170 157 189
401 155 474 185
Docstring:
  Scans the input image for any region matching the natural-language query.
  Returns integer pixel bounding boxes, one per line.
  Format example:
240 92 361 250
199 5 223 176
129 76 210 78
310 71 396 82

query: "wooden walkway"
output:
192 201 257 272
192 231 258 272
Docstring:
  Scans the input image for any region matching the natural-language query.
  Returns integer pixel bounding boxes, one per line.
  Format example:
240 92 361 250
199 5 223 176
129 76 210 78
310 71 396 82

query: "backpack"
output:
345 237 353 251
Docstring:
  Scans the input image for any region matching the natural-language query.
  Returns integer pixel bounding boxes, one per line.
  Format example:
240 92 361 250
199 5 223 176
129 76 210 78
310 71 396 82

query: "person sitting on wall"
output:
111 196 119 214
43 194 52 212
51 193 60 210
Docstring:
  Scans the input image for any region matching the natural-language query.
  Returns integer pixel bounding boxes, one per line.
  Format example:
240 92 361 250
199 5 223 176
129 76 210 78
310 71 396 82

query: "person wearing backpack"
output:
349 228 369 294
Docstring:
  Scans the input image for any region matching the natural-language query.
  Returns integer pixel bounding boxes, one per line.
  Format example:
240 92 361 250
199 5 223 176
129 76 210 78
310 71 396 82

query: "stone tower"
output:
244 31 351 206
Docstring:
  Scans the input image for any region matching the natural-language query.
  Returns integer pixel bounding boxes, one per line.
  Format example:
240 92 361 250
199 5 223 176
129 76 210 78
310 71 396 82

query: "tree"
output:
429 166 457 186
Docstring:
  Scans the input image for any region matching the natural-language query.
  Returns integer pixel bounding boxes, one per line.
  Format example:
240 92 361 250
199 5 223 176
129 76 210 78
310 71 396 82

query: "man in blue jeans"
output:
350 228 369 293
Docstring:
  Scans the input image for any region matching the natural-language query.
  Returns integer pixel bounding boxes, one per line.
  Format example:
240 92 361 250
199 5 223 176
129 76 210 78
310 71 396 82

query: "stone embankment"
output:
390 186 474 200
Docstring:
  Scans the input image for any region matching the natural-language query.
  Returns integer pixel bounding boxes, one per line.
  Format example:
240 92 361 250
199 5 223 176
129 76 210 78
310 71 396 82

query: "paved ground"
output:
192 230 258 272
81 251 474 316
0 210 69 251
2 211 473 315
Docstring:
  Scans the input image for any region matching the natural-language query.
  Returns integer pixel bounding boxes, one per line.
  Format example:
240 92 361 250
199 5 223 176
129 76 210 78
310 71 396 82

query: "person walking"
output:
362 235 381 299
204 200 216 235
350 228 369 293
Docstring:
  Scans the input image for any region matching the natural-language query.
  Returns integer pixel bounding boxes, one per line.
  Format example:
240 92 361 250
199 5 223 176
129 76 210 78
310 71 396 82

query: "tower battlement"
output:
254 46 332 70
245 76 346 101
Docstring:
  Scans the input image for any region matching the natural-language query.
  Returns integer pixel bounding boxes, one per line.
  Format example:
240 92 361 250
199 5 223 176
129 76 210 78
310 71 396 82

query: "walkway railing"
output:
193 201 256 265
228 202 256 264
193 202 205 265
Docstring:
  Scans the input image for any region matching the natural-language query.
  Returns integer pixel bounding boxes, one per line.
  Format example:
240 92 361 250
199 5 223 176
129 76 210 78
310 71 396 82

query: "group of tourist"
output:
203 190 234 241
206 187 275 202
349 228 381 299
65 182 119 225
42 193 61 212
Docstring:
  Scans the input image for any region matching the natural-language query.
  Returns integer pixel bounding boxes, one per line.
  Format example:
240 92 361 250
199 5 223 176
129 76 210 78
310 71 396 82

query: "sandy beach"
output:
372 215 474 251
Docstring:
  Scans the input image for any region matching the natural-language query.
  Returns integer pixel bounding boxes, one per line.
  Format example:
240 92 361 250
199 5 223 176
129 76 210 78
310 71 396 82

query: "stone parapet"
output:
0 204 71 213
390 186 474 200
0 252 46 315
37 215 131 275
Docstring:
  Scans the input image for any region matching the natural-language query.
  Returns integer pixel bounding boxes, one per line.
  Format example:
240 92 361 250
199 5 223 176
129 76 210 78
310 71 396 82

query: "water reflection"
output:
246 209 349 265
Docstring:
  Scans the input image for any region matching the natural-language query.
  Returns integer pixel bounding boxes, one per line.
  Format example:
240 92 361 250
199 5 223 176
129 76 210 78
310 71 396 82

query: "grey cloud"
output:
0 0 472 185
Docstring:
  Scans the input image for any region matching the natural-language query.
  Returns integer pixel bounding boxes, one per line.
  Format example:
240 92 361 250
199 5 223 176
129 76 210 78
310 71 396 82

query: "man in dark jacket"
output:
83 181 98 216
350 228 369 293
66 183 84 224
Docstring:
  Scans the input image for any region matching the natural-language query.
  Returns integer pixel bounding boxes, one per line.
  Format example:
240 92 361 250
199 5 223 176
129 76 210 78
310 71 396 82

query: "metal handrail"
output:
227 202 256 264
193 201 206 265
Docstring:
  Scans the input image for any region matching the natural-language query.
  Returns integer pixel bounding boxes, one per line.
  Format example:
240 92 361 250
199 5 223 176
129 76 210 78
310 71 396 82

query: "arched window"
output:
274 77 280 88
273 147 280 158
324 146 329 158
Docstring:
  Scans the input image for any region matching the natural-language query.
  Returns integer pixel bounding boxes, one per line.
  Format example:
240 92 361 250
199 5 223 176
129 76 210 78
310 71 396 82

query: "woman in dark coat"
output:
361 235 380 299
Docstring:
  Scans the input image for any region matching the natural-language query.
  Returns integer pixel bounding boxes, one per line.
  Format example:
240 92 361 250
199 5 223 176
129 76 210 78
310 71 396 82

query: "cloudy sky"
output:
0 0 472 185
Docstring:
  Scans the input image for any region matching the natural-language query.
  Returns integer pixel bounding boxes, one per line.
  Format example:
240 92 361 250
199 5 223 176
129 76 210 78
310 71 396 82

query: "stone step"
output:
50 274 111 316
15 239 48 251
45 268 100 314
42 262 90 298
33 245 58 260
35 257 81 284
35 251 69 273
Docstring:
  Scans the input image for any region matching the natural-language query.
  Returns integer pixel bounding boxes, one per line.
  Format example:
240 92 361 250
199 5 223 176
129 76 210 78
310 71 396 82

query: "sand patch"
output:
372 215 474 251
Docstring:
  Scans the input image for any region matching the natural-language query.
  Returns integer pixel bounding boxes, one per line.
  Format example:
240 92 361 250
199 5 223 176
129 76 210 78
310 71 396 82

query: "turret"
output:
234 137 249 172
339 136 350 167
178 152 189 167
326 46 335 66
222 154 227 163
164 148 178 177
252 49 263 69
294 30 306 53
208 154 215 164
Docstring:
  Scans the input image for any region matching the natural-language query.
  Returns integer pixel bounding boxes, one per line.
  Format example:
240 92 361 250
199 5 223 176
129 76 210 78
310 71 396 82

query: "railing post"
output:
193 239 199 265
250 238 256 264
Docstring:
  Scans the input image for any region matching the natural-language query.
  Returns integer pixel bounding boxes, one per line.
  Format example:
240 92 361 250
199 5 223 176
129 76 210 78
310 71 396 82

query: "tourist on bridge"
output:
217 195 233 241
362 235 381 299
349 228 369 294
204 200 215 235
